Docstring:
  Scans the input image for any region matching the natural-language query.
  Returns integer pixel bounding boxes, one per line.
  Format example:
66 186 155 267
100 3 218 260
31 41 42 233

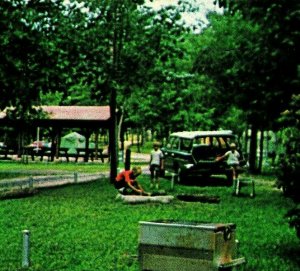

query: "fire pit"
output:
138 220 245 271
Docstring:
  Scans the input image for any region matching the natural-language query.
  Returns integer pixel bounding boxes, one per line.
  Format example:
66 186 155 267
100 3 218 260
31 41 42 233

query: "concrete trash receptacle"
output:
138 220 245 271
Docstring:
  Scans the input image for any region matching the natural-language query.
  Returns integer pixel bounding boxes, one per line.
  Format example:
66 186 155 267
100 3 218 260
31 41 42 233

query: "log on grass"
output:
0 188 38 200
116 194 174 204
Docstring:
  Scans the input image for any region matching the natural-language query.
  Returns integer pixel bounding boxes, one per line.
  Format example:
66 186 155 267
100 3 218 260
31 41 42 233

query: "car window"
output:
166 137 176 149
219 136 237 150
211 137 219 148
194 137 207 145
171 137 180 150
218 137 229 149
180 138 192 152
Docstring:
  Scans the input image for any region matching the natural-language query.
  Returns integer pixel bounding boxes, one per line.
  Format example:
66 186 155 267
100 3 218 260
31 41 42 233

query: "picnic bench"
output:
75 148 109 162
41 147 69 162
23 146 69 162
22 146 109 163
0 145 16 159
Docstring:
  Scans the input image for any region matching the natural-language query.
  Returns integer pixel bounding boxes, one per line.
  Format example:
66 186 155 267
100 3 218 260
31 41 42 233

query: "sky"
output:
144 0 223 30
145 0 220 11
61 0 223 32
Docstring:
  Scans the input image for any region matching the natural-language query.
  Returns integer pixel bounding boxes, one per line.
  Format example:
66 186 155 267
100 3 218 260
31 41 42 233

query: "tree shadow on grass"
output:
277 240 300 267
180 175 232 187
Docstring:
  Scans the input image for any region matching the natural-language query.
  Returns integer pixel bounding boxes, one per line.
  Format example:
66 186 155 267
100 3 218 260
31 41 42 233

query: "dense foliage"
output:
1 0 299 168
191 0 299 171
213 0 299 239
276 94 300 239
276 96 300 200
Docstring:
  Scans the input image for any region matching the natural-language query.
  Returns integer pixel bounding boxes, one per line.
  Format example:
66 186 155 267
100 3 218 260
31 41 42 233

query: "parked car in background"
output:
161 130 244 183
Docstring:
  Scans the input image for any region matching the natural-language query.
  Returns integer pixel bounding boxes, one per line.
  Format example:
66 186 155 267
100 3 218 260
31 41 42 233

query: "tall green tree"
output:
193 1 299 171
0 0 63 115
114 3 190 136
213 0 299 120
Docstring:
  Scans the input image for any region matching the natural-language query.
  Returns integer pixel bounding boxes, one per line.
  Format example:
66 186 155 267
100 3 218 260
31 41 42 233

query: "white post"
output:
22 230 30 268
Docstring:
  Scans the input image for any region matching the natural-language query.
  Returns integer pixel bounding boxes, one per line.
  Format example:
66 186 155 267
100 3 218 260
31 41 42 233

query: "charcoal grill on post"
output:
138 220 245 271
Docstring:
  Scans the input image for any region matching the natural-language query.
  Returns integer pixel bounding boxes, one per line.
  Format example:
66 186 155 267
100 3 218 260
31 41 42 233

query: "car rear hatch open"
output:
192 144 217 165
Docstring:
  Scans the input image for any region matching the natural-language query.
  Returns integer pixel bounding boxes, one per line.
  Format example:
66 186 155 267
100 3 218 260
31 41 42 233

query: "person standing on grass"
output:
149 142 164 189
114 166 149 195
216 143 241 181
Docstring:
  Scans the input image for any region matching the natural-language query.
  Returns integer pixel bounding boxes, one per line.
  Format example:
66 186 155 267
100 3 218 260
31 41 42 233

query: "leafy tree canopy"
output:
194 1 299 131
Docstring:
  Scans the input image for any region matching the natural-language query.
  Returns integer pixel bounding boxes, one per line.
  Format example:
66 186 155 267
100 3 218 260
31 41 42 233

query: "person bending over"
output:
114 166 149 195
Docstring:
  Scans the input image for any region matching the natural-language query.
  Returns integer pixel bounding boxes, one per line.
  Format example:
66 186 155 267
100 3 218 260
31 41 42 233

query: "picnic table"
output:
0 145 16 159
22 146 108 163
75 148 108 162
23 146 69 162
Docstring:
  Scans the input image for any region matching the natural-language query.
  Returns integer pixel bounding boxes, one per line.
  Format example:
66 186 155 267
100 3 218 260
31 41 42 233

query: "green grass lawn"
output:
0 160 107 174
0 163 299 270
0 160 109 182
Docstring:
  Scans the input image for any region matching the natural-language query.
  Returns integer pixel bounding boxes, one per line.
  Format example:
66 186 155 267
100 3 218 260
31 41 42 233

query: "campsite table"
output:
0 145 15 159
41 147 69 162
75 148 94 162
58 147 69 162
75 148 106 162
98 148 107 162
23 146 69 162
0 145 8 158
23 146 43 161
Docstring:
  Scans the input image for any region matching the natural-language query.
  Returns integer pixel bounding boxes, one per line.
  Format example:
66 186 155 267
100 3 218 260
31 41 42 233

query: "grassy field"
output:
0 160 107 173
0 160 109 183
0 162 299 270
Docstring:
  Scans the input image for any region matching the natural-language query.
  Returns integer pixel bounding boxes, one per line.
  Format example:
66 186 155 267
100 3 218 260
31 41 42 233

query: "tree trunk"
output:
258 129 264 173
109 86 118 183
141 128 145 146
109 0 123 182
17 128 24 158
244 127 249 160
137 128 141 153
249 126 258 173
118 107 124 148
125 148 131 170
82 129 91 162
95 130 99 160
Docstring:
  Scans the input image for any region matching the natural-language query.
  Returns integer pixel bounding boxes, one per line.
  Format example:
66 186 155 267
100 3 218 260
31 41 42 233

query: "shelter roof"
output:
40 106 110 121
0 105 111 129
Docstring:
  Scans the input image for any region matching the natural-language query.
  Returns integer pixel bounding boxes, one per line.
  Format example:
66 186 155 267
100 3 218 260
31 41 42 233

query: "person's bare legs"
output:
155 177 160 189
232 166 237 180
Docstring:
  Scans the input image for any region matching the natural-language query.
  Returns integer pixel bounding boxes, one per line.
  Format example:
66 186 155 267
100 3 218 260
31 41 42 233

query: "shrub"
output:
285 207 300 239
276 94 300 240
277 143 300 200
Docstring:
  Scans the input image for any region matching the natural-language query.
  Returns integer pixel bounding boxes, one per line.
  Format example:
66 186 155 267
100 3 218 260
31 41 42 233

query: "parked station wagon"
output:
161 130 243 183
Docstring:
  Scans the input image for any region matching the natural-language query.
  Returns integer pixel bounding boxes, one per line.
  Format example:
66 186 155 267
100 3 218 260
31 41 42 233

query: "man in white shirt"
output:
149 142 164 189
